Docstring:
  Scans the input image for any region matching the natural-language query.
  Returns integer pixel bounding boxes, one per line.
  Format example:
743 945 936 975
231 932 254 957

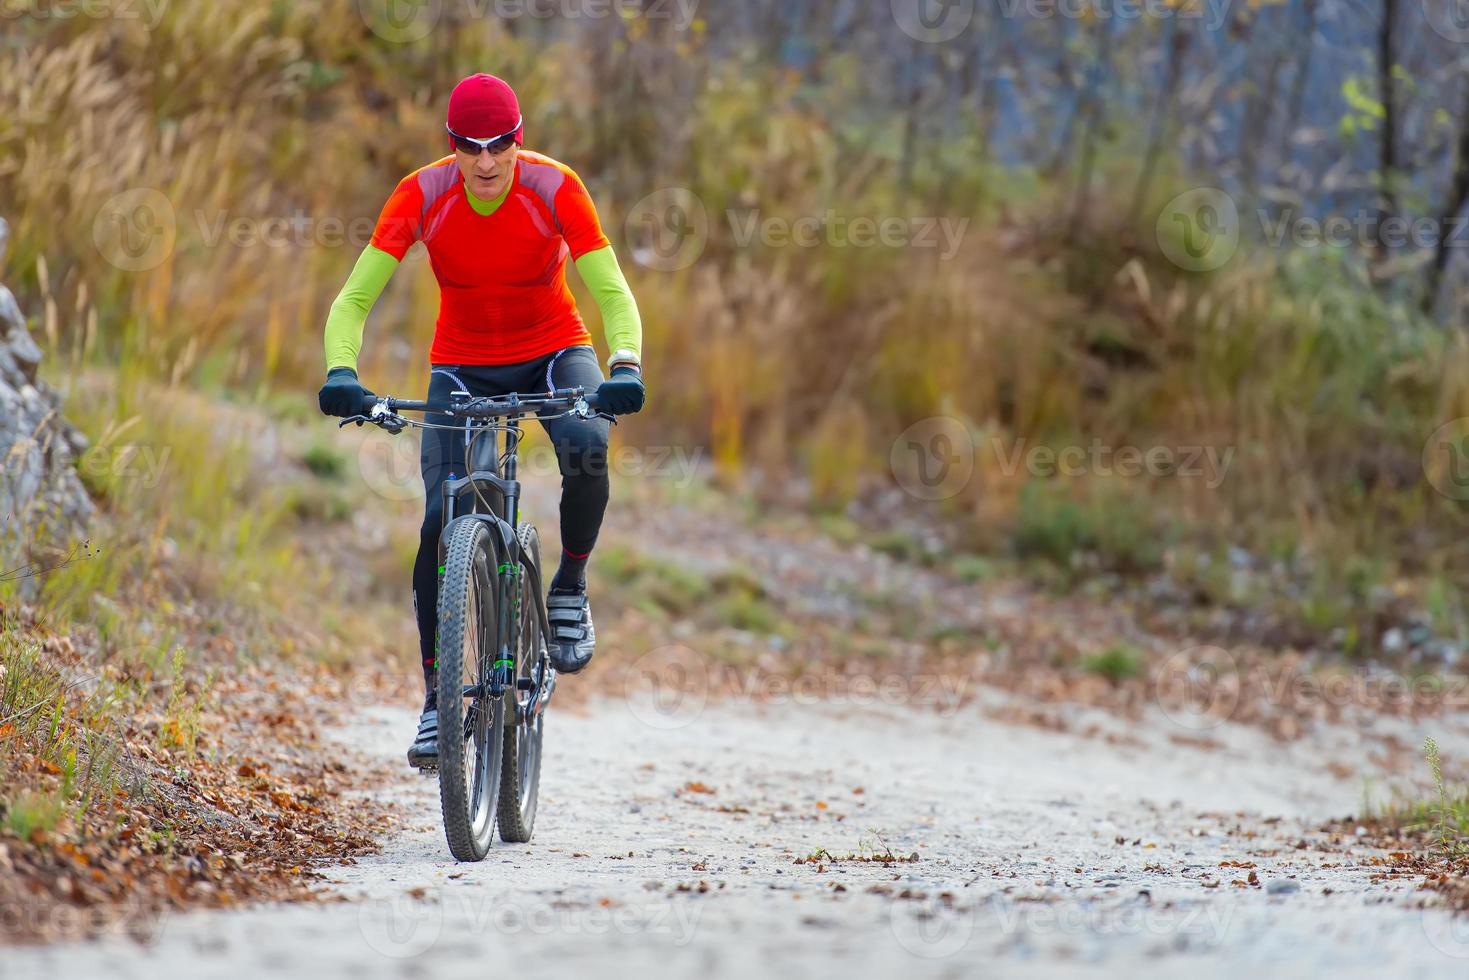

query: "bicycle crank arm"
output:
531 665 556 719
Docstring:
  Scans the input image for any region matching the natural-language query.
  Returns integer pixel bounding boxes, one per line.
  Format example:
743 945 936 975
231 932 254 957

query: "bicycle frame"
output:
441 415 573 715
438 418 528 699
345 387 600 705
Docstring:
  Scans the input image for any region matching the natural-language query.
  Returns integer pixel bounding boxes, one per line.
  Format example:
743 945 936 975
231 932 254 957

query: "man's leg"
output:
542 346 611 588
539 346 610 672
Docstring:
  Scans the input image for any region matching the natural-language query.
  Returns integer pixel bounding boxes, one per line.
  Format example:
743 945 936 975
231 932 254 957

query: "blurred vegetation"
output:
2 3 1469 662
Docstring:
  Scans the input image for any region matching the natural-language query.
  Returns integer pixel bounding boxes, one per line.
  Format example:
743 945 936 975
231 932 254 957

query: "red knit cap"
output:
446 73 523 143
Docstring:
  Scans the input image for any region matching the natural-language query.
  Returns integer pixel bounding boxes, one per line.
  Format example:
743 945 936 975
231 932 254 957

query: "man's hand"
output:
318 367 374 418
596 365 645 416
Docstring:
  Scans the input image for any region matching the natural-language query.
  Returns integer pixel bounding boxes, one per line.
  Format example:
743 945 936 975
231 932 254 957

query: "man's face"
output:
455 142 519 200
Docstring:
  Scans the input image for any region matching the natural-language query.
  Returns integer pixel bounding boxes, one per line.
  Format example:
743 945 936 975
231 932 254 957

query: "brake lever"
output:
337 412 407 434
571 397 617 424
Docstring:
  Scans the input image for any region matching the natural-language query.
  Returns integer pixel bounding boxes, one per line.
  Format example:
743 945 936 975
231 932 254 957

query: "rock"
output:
0 216 94 591
1266 878 1300 895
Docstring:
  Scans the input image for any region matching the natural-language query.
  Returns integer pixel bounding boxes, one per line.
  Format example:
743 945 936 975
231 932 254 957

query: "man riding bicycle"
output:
315 73 645 768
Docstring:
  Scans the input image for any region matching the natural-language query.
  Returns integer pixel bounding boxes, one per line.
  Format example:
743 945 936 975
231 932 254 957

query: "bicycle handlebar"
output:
356 386 604 422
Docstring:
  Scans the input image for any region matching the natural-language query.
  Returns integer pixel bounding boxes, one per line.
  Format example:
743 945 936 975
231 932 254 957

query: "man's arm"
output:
573 244 642 372
324 245 400 372
550 165 643 374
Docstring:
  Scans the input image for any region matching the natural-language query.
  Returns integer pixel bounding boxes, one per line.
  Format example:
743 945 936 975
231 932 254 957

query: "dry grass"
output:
2 7 1467 656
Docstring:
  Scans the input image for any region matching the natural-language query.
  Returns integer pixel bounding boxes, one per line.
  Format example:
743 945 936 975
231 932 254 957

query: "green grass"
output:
0 621 125 840
1370 737 1469 857
869 530 940 567
950 554 998 583
1014 482 1168 577
1 627 65 739
284 484 352 524
713 592 778 633
159 647 210 757
1 789 66 839
1081 645 1146 683
1424 737 1469 857
599 544 712 617
814 514 862 547
301 444 346 481
598 544 789 634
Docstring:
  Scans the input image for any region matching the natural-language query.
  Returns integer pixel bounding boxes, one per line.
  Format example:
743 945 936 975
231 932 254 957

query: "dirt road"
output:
7 687 1469 979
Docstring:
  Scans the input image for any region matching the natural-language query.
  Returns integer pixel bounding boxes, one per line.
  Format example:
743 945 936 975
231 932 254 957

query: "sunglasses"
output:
447 118 521 157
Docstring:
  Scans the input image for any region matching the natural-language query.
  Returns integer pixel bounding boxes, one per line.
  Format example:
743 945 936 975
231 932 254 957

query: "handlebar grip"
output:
361 394 380 415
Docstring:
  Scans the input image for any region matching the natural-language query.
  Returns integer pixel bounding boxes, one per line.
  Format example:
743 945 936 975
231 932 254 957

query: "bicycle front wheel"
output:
498 522 547 843
436 518 505 862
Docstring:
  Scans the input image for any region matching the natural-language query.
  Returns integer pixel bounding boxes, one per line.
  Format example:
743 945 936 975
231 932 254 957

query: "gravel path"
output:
9 690 1469 978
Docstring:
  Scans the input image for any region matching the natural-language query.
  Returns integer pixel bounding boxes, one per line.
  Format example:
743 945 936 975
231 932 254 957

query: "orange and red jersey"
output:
370 151 610 365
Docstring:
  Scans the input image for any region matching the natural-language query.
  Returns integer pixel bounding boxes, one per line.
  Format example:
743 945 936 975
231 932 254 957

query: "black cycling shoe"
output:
406 687 439 770
547 589 595 674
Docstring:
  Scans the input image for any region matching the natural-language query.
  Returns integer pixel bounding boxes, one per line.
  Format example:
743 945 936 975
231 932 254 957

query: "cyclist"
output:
315 73 645 768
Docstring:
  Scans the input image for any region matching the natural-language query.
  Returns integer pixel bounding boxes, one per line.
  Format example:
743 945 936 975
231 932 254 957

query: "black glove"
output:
596 365 645 416
318 367 373 418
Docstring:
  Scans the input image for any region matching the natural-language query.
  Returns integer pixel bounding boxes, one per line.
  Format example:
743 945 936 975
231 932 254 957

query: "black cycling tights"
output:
412 346 609 671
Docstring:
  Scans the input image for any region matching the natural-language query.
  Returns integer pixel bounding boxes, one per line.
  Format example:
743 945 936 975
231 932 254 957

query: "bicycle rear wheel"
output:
436 518 505 862
497 522 546 843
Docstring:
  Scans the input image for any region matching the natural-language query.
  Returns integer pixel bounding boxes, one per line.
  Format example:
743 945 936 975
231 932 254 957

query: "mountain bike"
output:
341 386 603 861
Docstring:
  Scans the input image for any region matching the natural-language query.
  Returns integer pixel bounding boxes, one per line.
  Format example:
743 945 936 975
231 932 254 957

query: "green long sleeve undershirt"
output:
323 245 399 372
573 245 642 367
323 188 644 373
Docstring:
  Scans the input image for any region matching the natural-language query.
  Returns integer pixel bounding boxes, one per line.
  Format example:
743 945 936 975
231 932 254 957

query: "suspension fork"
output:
492 419 522 697
440 419 525 697
501 418 521 529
